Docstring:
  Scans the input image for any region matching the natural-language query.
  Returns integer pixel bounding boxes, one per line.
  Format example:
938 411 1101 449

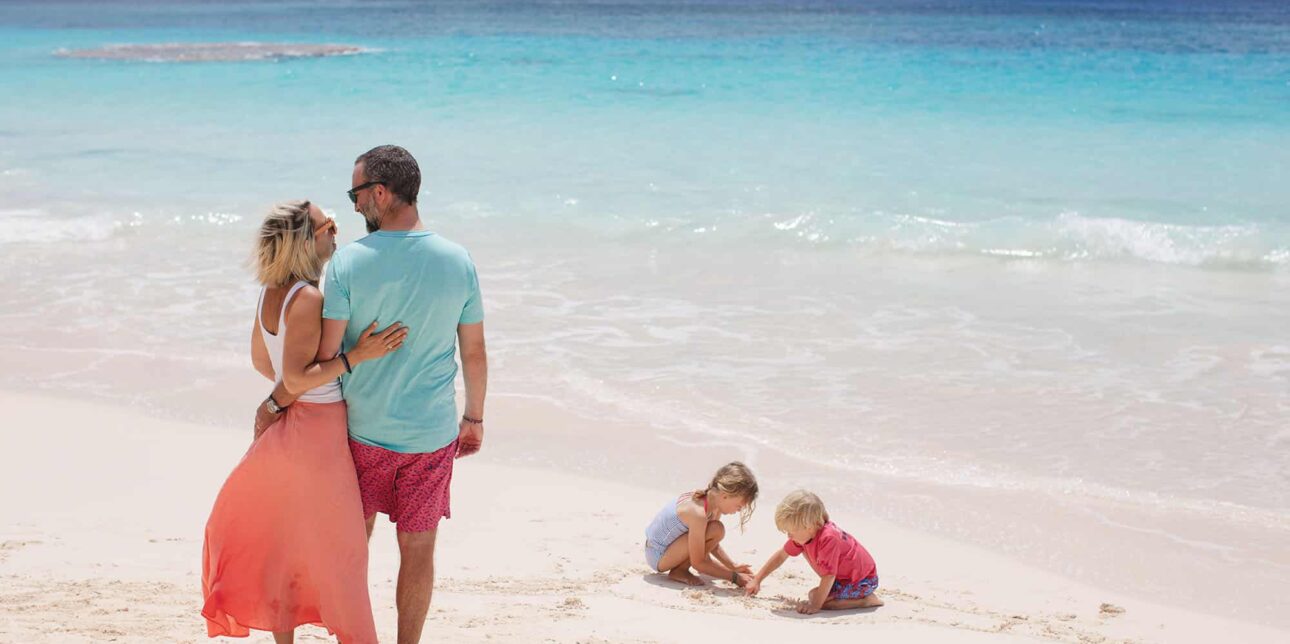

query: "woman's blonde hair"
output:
774 489 829 533
253 200 321 287
694 461 759 531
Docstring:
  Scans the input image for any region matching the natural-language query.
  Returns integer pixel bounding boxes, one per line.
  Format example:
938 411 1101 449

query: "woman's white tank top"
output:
258 281 343 403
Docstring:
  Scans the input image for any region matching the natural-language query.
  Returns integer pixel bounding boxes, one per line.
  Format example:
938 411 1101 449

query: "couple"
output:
201 145 488 644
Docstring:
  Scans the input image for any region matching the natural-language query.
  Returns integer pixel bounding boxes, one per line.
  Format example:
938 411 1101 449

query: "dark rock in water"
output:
55 43 363 63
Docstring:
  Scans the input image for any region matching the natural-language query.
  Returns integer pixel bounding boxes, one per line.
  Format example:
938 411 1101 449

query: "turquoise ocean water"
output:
2 0 1288 259
1 0 1288 626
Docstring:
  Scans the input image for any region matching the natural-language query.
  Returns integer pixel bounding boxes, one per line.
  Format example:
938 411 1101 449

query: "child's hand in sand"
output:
744 578 762 596
796 600 821 615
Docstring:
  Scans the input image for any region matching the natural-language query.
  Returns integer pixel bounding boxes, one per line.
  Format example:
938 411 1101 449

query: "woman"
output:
202 200 404 643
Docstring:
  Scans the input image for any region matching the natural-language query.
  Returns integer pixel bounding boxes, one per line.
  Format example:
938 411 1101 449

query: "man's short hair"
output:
355 145 420 205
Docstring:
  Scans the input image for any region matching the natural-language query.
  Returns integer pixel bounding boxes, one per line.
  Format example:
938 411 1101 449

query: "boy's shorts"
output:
829 574 879 600
349 438 457 533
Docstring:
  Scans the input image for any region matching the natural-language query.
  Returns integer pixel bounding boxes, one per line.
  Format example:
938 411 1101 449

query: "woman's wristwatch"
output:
264 395 287 414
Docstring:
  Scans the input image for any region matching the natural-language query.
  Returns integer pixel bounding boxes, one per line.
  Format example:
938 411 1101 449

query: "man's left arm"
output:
456 321 487 457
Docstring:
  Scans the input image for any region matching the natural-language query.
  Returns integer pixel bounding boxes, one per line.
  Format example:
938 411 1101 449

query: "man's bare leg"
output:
395 528 438 644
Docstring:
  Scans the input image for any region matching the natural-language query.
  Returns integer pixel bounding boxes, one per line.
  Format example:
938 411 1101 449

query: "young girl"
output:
745 490 883 613
202 200 406 644
643 462 759 587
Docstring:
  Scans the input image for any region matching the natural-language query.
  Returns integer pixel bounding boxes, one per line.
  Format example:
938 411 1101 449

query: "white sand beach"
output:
2 390 1283 643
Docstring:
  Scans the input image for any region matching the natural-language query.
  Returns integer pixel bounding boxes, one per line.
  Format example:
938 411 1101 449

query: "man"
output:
255 144 487 643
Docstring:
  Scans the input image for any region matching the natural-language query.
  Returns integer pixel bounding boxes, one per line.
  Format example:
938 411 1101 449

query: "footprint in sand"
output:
0 540 43 563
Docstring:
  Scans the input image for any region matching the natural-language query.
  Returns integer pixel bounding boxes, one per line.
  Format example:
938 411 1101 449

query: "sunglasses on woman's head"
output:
314 217 337 237
347 181 384 204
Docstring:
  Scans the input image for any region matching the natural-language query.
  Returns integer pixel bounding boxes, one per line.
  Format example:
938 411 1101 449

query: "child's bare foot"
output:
822 593 884 610
667 567 704 586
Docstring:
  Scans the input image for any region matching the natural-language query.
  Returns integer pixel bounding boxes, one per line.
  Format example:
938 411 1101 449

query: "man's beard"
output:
360 200 382 233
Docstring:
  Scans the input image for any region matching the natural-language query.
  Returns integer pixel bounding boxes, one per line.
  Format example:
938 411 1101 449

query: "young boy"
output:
745 490 883 613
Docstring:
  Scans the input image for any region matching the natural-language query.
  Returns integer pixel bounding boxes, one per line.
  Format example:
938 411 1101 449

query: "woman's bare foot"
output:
667 567 704 586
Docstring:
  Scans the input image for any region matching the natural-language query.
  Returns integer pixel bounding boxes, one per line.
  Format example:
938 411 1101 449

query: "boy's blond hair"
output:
774 490 829 533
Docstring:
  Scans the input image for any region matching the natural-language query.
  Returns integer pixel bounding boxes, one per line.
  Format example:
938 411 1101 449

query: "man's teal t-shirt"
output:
322 230 483 454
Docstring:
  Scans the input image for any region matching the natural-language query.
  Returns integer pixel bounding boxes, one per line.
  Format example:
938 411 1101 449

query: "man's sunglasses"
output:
347 181 384 204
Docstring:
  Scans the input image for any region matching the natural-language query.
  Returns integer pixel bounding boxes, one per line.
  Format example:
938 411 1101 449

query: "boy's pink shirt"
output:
783 521 876 583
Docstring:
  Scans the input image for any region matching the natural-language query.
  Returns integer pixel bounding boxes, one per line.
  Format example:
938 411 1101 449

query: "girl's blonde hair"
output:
253 200 321 287
774 489 829 533
693 461 759 531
